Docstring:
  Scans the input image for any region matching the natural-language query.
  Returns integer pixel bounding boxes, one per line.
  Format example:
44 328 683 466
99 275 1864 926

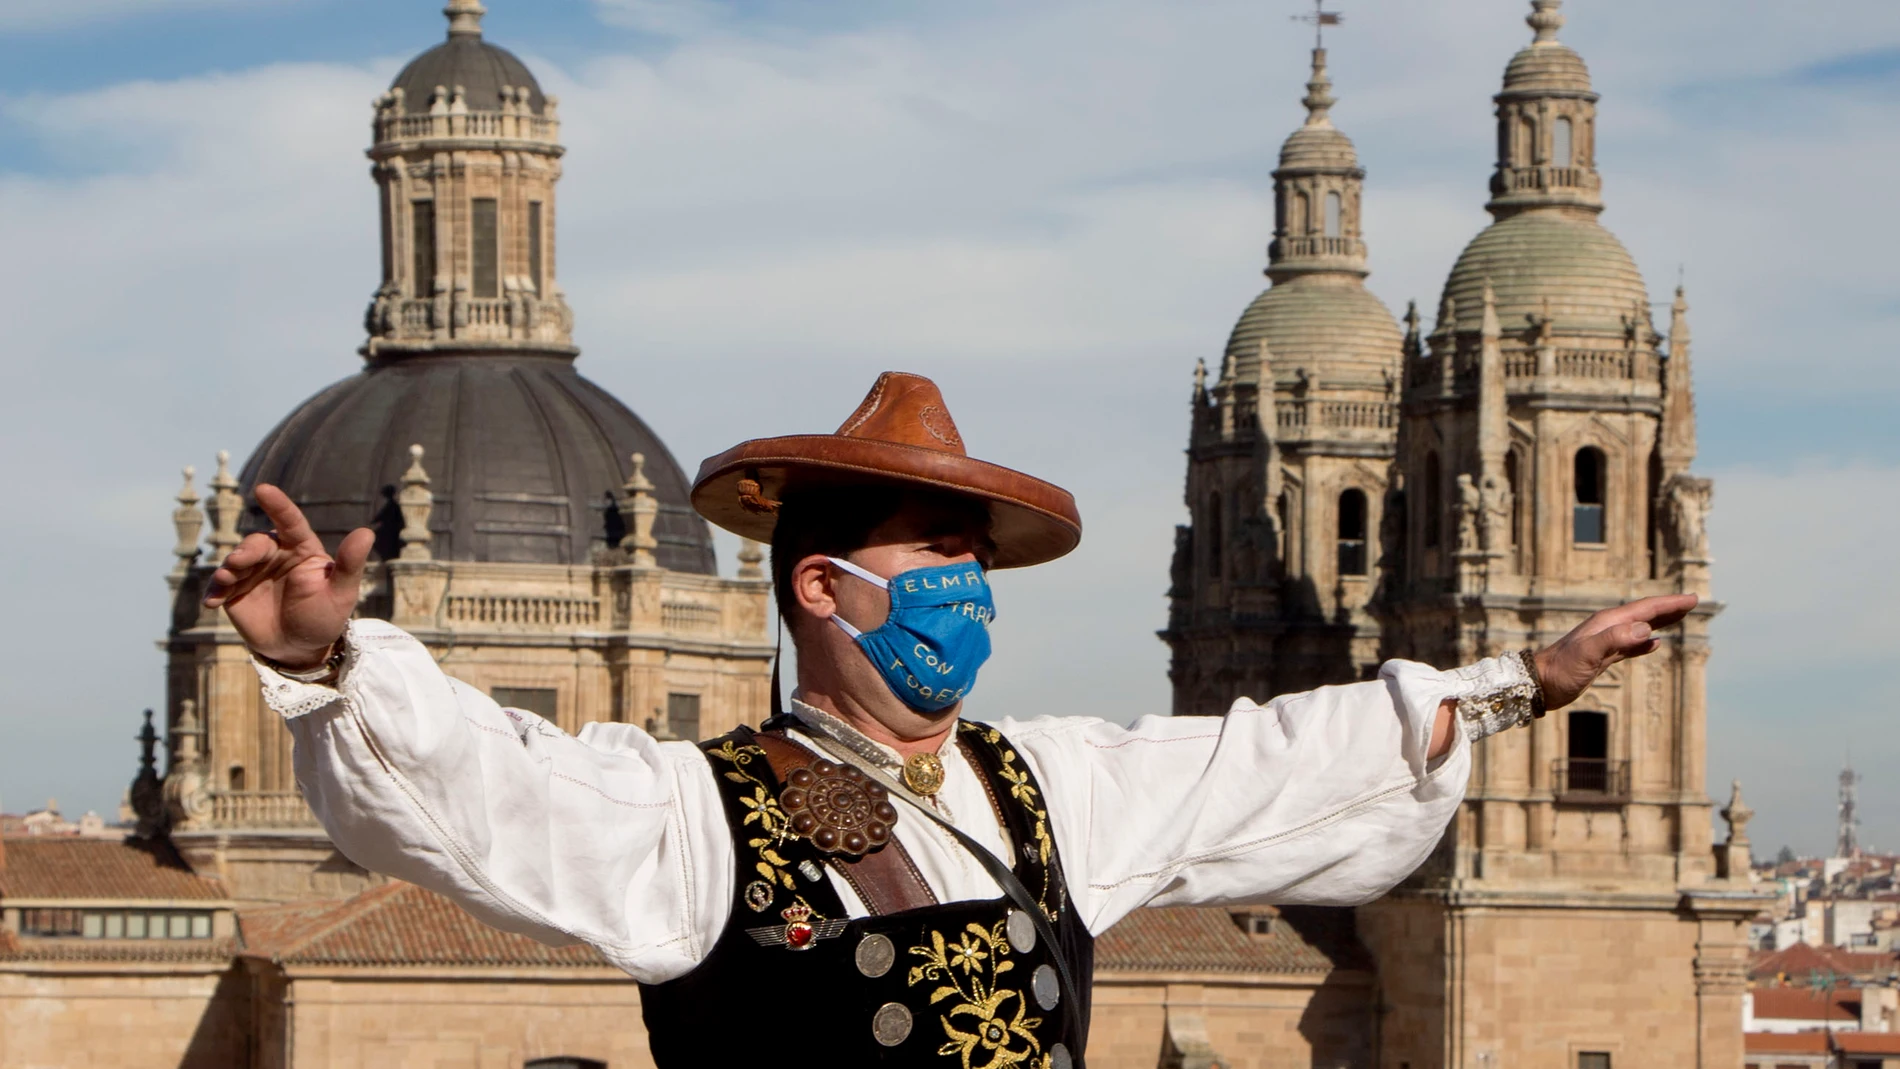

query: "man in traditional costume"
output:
208 371 1692 1068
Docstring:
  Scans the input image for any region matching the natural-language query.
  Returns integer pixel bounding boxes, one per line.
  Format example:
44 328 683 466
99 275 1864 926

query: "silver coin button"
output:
798 859 824 883
1050 1042 1072 1069
855 933 895 978
872 1001 913 1047
1006 909 1036 954
1032 963 1060 1010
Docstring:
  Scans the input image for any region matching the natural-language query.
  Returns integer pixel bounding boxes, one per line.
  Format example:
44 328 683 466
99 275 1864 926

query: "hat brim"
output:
692 435 1081 569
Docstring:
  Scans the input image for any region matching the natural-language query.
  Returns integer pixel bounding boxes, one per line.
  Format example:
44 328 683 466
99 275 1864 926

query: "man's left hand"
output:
1534 594 1699 711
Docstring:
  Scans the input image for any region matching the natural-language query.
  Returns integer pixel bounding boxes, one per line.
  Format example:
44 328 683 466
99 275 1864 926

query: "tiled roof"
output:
0 938 239 964
0 837 227 901
1834 1032 1900 1055
1094 906 1369 976
1751 985 1858 1023
1752 941 1899 982
239 881 608 968
1744 1032 1829 1055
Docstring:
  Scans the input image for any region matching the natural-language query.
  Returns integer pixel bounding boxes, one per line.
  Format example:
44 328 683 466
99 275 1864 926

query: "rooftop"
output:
0 837 227 901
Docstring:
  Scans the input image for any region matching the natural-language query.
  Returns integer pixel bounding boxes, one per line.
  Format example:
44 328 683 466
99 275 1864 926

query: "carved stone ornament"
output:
780 759 898 856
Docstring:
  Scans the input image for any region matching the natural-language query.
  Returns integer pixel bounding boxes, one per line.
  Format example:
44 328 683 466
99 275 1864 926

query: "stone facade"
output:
1170 2 1772 1067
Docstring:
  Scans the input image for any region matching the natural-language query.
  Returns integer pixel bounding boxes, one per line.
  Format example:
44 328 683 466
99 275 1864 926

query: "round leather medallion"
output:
780 759 899 856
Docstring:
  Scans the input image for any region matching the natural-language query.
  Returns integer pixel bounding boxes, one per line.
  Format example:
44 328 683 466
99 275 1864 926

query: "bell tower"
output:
1359 4 1765 1067
1165 43 1404 713
363 0 573 359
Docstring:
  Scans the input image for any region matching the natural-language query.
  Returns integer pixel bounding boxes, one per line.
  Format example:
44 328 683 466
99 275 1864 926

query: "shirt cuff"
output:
253 624 363 720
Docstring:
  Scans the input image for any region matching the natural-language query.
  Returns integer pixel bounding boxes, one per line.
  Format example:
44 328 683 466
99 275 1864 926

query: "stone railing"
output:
1497 164 1597 195
1555 348 1645 379
370 294 573 348
661 601 724 634
445 594 602 628
1275 400 1397 433
209 791 318 829
375 112 560 145
1274 235 1363 260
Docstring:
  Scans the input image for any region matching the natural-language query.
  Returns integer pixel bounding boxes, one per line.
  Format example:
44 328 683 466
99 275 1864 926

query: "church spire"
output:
1488 0 1602 218
1268 45 1367 281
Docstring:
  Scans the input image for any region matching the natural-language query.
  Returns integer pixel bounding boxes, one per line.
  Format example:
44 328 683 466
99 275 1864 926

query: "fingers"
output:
331 528 375 597
254 484 321 552
205 532 285 607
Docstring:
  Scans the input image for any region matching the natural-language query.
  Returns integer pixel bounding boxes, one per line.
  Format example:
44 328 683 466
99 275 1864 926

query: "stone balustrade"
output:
374 110 559 146
661 601 724 634
210 790 318 830
1274 235 1365 259
1275 399 1398 433
444 593 602 628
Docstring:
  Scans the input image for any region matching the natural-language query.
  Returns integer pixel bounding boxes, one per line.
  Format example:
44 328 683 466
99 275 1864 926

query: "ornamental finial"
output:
1302 47 1335 127
1528 0 1564 44
446 0 486 37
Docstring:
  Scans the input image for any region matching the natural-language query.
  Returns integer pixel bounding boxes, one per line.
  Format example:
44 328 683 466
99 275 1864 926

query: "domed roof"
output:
237 356 715 572
1501 1 1593 96
1441 210 1648 337
389 8 545 116
1501 41 1592 95
1278 124 1358 171
1225 275 1402 376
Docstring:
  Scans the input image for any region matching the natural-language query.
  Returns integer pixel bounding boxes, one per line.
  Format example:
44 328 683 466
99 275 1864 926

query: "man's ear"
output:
788 553 836 626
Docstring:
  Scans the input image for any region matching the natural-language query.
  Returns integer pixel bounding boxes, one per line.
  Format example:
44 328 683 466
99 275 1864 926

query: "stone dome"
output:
389 18 545 115
1278 125 1358 171
1501 41 1593 95
237 356 715 572
1225 275 1403 376
1440 210 1648 338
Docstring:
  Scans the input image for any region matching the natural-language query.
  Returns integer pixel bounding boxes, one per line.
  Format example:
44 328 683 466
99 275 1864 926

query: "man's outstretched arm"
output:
209 486 733 983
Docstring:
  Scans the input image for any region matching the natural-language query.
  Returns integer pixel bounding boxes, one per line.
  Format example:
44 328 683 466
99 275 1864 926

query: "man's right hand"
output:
204 484 374 670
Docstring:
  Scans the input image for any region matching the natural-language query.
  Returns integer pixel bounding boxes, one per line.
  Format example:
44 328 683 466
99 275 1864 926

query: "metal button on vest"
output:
1032 963 1060 1010
1050 1042 1073 1069
872 1001 913 1047
855 933 895 978
1006 909 1036 953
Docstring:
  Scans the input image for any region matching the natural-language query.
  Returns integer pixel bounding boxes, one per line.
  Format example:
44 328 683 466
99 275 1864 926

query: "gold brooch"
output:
902 751 945 797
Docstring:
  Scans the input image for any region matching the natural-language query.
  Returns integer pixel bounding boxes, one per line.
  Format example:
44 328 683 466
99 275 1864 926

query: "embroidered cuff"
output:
253 624 362 720
1447 650 1543 742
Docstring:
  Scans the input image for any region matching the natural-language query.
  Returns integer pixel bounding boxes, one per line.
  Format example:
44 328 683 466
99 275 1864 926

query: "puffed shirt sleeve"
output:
256 619 733 984
994 659 1484 936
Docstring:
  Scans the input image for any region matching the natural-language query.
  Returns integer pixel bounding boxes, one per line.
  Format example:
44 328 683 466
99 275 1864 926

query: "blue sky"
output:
1 0 1896 860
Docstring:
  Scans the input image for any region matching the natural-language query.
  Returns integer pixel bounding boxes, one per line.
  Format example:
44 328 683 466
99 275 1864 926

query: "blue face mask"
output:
827 557 995 714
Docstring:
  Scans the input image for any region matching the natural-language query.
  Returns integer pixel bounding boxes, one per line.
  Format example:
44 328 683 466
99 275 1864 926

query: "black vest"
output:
639 719 1094 1068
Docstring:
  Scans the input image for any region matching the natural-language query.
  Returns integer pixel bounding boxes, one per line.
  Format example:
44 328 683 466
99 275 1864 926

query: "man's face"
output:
831 495 996 635
790 492 996 739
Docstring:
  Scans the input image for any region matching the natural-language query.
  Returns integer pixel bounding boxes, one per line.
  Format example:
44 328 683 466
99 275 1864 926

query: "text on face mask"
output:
889 656 970 704
900 570 986 595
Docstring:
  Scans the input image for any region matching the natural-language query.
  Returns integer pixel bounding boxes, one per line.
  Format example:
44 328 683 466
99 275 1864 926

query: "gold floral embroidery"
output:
707 739 799 897
908 921 1050 1069
961 725 1063 921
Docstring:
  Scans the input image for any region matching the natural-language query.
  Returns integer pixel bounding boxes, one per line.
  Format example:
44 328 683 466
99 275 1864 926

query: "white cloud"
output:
1 0 1897 856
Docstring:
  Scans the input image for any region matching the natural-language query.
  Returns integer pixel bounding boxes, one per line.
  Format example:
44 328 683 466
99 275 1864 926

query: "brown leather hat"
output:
691 372 1081 569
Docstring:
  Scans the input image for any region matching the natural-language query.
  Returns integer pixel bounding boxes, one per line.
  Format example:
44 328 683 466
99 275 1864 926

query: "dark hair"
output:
768 484 989 629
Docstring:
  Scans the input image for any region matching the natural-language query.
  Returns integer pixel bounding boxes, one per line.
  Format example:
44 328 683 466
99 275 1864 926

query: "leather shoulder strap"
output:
753 730 938 916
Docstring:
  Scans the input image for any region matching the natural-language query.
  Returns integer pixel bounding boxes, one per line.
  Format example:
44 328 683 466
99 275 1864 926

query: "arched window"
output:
1336 489 1368 577
1323 192 1342 238
410 200 435 297
526 1060 605 1069
1504 451 1521 548
1553 117 1574 166
1566 710 1610 793
1290 191 1309 235
228 765 246 792
1206 492 1223 577
1573 447 1606 544
1423 452 1443 548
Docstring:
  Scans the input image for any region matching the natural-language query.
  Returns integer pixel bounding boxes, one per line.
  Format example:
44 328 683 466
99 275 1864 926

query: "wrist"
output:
257 637 346 683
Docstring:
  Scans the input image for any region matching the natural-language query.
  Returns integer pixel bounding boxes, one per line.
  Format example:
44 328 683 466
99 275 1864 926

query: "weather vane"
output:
1293 0 1343 48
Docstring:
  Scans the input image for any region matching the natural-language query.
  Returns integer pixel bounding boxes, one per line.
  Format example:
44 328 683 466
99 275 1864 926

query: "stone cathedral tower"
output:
1358 4 1763 1068
1163 46 1405 714
154 0 774 904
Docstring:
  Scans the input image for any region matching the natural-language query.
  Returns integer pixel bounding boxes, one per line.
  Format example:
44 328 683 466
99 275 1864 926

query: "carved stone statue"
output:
162 700 212 833
1661 473 1713 561
1480 472 1513 554
1455 473 1483 553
